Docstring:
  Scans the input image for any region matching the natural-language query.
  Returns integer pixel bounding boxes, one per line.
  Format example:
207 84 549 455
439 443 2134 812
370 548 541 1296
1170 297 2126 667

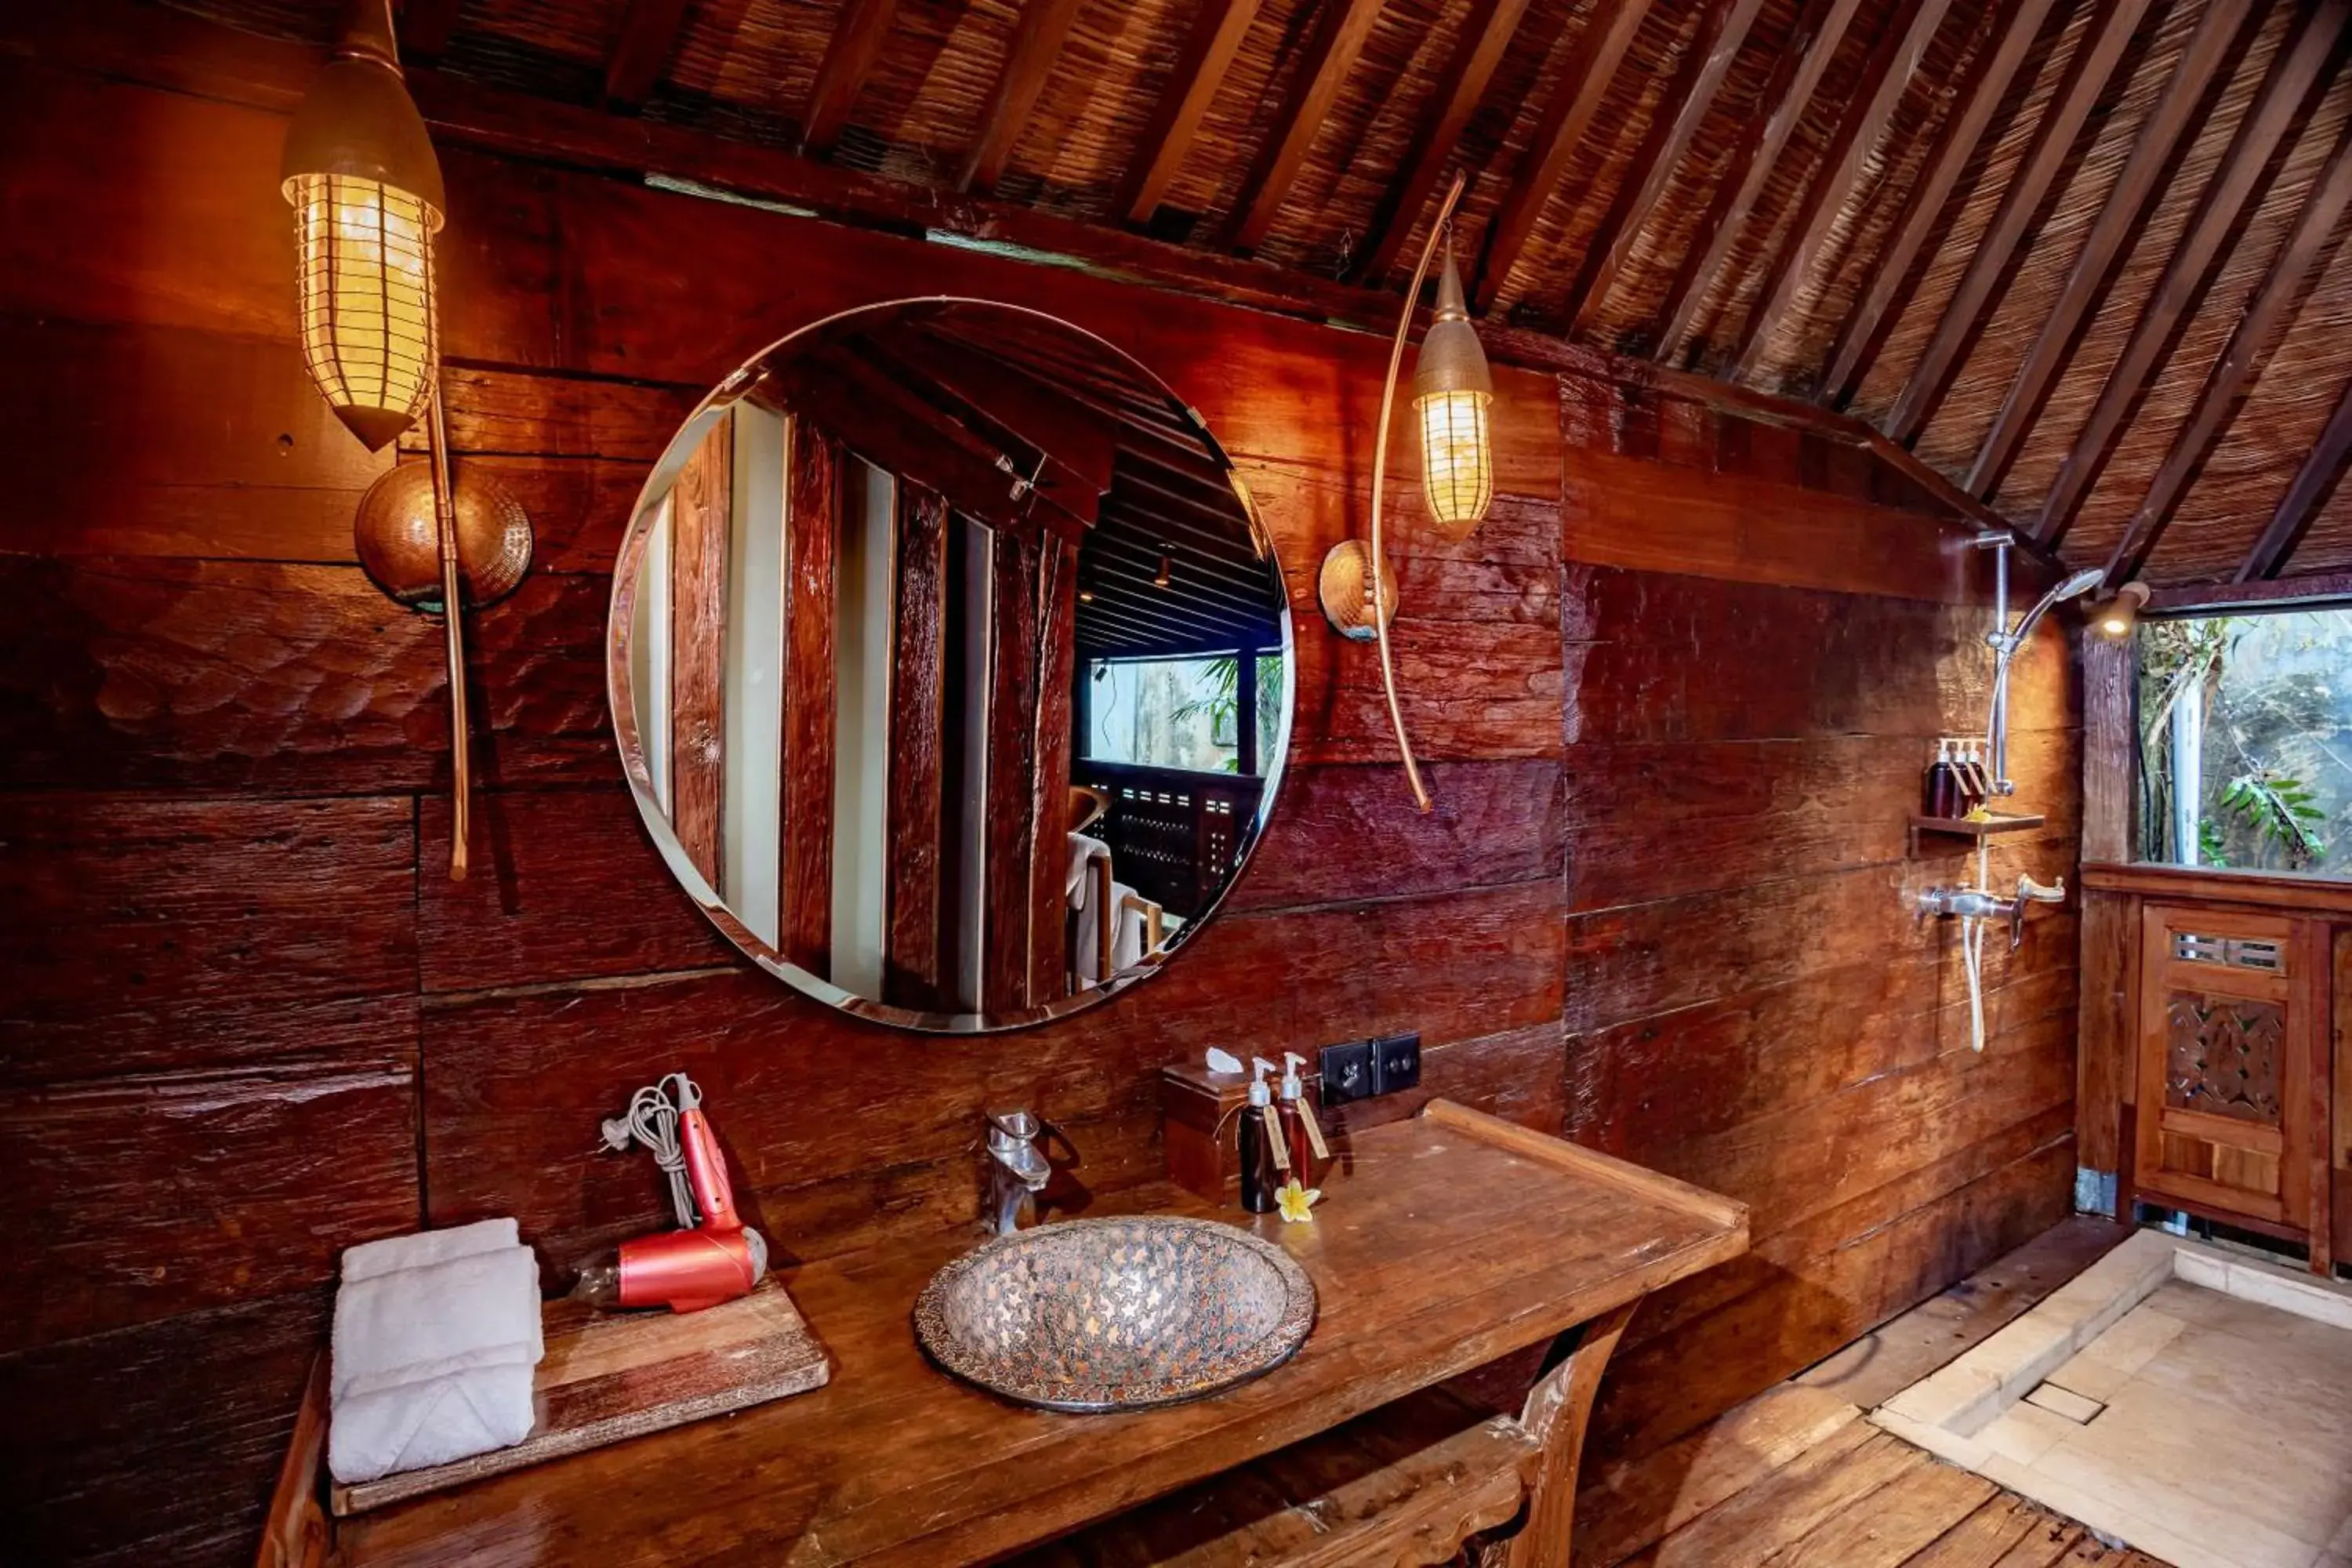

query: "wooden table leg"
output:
1493 1301 1637 1568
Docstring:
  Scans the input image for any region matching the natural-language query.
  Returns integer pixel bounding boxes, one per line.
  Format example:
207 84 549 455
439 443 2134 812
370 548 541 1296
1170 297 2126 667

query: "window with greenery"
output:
2136 610 2352 873
1083 652 1283 775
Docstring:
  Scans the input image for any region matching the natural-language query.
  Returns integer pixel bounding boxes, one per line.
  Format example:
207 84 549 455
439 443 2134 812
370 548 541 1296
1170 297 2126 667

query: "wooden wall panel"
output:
885 485 949 1011
667 415 731 887
780 420 840 976
418 880 1566 1272
0 32 2081 1563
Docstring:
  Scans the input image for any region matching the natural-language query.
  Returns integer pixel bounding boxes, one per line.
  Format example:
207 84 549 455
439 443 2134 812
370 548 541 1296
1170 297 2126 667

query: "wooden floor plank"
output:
1578 1220 2172 1568
1759 1457 1996 1568
1984 1520 2085 1568
1641 1428 1922 1568
1573 1385 1862 1568
1896 1496 2049 1568
1797 1217 2130 1410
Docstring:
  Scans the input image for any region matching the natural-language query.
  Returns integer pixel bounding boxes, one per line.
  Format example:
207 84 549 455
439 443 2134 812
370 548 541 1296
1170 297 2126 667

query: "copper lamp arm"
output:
1367 170 1472 815
426 383 471 880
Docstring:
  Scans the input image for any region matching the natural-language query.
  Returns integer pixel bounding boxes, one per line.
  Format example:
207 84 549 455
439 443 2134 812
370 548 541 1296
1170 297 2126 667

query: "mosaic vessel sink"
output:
913 1216 1317 1412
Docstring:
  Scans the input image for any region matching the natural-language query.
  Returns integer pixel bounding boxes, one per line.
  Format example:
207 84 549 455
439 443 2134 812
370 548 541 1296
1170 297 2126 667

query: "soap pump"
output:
1276 1051 1329 1182
1238 1056 1290 1213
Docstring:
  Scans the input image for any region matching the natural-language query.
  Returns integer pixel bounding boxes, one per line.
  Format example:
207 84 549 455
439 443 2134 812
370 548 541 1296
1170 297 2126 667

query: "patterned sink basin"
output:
913 1216 1317 1412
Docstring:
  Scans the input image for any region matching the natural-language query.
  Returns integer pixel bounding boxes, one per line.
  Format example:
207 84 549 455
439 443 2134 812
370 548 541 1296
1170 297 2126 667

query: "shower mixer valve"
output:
1918 873 2067 950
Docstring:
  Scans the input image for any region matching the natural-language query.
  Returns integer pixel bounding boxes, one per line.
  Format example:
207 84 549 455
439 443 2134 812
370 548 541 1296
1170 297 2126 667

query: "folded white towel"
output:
332 1246 543 1403
328 1363 538 1484
341 1218 518 1283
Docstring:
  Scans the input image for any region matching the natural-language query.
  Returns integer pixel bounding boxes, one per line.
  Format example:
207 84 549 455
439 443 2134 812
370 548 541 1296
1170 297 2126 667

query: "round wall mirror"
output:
609 300 1294 1032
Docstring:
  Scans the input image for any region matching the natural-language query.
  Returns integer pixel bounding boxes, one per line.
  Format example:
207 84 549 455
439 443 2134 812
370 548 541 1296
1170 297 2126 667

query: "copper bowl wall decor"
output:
912 1216 1316 1413
354 458 534 609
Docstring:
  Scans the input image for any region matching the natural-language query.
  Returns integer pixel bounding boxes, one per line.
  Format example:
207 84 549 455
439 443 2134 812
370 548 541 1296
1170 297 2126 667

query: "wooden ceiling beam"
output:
800 0 899 157
2103 114 2352 585
1965 0 2256 498
602 0 692 107
1558 0 1769 336
1821 0 2063 406
1727 0 1955 381
2150 571 2352 612
1115 0 1263 226
1881 0 2158 445
2036 0 2350 548
1352 0 1534 284
1225 0 1385 252
2237 372 2352 582
960 0 1087 194
1083 546 1273 624
1471 0 1653 314
401 0 462 60
1653 0 1865 362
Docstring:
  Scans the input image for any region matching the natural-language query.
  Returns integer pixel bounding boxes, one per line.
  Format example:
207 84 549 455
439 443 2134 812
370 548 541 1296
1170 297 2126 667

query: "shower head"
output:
2010 566 2107 644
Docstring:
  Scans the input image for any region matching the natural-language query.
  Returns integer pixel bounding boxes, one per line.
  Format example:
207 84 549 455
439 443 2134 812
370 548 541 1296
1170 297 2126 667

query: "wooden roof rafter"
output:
1226 0 1385 252
1116 0 1264 227
1352 0 1536 284
960 0 1088 194
800 0 901 157
1472 0 1654 314
2035 0 2352 549
2103 111 2352 585
1558 0 1770 336
1727 0 1958 379
2238 371 2352 581
1652 0 1867 361
1964 0 2259 498
602 0 692 108
1880 0 2160 445
1820 0 2064 407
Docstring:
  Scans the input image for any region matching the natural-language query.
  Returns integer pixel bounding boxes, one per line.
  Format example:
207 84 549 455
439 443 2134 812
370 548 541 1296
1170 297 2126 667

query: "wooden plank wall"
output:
1554 381 2084 1458
0 20 2077 1564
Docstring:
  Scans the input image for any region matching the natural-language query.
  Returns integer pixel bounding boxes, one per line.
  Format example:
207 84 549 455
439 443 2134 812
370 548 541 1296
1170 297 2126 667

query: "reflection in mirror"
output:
611 301 1293 1032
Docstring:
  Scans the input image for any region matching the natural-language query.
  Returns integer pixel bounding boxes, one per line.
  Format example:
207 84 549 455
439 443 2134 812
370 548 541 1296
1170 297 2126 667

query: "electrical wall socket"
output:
1318 1033 1421 1104
1319 1040 1375 1105
1372 1032 1421 1094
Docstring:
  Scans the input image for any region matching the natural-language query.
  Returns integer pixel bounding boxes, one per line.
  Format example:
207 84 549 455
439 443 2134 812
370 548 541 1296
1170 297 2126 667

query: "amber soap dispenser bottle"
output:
1276 1051 1330 1184
1238 1058 1289 1213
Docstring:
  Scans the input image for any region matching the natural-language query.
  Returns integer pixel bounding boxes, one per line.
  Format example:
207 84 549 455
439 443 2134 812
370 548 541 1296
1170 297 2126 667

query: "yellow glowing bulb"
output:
289 172 441 451
1416 387 1493 539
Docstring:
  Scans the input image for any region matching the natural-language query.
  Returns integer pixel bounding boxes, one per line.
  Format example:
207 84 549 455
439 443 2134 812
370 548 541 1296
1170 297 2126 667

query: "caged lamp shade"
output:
281 0 447 452
1412 238 1493 540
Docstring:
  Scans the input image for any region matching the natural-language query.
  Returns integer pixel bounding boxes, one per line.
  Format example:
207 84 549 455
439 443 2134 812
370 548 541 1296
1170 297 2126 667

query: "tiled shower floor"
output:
1973 1279 2352 1568
1873 1231 2352 1568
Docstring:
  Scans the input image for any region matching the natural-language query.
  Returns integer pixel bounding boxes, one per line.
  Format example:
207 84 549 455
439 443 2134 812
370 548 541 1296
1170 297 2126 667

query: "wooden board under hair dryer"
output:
571 1072 768 1313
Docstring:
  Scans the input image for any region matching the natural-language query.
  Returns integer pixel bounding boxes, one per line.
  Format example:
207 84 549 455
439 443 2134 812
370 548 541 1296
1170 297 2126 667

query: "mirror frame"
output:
606 298 1297 1033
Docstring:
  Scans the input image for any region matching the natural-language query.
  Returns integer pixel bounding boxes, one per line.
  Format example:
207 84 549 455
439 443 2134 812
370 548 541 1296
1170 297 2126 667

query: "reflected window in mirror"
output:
609 300 1293 1033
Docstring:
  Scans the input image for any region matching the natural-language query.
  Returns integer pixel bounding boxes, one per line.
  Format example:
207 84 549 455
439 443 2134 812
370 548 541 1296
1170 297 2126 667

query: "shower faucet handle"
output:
2009 873 2066 949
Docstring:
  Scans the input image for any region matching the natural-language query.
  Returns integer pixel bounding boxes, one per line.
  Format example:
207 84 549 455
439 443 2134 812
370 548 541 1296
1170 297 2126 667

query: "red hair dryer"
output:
573 1073 768 1314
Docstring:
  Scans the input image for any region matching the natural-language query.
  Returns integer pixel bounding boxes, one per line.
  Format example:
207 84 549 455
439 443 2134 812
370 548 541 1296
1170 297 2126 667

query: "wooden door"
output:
2133 904 2318 1232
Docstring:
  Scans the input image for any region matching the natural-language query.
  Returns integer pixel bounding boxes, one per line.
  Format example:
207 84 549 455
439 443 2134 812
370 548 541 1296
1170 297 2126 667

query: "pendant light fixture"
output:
281 0 445 451
1318 171 1494 811
282 0 526 880
1414 241 1494 540
2088 580 2151 639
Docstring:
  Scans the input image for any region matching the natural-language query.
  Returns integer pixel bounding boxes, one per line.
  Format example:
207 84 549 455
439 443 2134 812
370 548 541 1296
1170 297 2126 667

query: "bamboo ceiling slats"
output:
164 0 2352 586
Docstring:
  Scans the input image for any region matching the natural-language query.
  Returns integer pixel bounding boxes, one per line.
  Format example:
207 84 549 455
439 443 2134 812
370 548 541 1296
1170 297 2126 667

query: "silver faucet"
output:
984 1108 1051 1236
1919 873 2067 949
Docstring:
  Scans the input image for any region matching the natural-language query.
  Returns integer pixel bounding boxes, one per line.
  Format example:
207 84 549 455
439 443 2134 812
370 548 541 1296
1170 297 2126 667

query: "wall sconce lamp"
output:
2088 580 2151 639
1317 171 1494 812
283 0 531 880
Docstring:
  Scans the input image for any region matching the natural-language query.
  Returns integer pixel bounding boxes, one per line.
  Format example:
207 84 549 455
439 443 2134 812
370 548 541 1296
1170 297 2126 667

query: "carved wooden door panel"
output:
2133 905 2316 1231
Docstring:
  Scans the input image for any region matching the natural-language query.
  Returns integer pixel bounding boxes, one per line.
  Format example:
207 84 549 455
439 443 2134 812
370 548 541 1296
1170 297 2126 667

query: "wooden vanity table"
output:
297 1102 1744 1568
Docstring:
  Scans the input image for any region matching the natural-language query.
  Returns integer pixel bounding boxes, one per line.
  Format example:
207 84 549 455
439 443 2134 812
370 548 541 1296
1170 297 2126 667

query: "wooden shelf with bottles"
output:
1907 812 2047 856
